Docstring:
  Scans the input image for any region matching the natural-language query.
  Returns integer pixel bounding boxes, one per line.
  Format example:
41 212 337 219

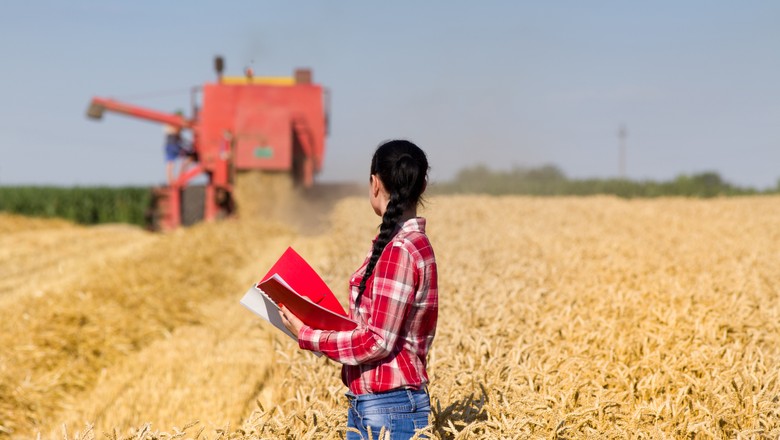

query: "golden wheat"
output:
1 196 778 439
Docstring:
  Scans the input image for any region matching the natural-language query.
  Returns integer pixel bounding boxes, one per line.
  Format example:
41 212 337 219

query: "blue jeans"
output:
346 388 431 440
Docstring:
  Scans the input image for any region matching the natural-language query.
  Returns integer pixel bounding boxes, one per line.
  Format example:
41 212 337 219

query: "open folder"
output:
240 247 357 343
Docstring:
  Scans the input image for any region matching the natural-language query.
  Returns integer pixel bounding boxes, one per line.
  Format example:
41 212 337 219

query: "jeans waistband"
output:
345 385 428 402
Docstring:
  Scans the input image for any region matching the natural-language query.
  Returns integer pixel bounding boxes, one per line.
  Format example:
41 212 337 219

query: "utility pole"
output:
618 124 627 178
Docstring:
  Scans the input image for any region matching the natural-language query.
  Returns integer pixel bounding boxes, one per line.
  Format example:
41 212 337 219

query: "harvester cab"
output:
86 56 328 231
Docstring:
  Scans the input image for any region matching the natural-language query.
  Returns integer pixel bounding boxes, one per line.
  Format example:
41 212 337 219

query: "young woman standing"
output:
280 139 438 439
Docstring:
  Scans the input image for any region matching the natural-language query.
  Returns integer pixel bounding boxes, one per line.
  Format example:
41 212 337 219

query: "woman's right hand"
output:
279 305 305 338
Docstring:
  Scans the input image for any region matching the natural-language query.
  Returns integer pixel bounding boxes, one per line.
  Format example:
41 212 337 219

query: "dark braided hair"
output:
356 140 429 308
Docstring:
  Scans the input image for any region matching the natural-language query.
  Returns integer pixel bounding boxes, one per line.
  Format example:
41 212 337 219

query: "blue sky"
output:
1 1 778 188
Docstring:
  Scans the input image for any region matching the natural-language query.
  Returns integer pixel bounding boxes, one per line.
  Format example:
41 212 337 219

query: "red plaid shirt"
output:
298 217 438 395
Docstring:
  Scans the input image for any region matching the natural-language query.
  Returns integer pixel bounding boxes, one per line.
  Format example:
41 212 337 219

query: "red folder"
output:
257 247 357 332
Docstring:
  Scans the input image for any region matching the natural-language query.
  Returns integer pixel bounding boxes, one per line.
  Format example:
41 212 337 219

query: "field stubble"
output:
0 195 778 439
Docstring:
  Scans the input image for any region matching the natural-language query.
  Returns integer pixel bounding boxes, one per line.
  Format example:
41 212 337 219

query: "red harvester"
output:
87 56 328 231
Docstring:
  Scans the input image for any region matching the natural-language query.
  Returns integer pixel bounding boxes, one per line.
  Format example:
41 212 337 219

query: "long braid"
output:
356 192 405 307
355 142 428 309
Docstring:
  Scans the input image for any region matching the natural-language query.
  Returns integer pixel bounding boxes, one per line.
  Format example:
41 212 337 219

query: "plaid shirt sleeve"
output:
298 241 416 365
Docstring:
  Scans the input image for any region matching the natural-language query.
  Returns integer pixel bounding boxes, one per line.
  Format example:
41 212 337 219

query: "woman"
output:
280 139 438 439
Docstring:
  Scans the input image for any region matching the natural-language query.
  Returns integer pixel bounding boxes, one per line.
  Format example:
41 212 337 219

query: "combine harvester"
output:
87 56 329 231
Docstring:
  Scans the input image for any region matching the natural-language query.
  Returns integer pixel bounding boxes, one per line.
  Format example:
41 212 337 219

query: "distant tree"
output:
523 165 566 182
454 164 492 182
693 171 724 187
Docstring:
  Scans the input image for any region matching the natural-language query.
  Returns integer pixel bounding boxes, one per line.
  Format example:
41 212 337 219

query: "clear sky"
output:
1 1 778 188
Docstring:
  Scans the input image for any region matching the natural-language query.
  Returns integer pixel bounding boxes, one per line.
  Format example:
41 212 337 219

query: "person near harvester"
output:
163 111 197 185
280 139 438 439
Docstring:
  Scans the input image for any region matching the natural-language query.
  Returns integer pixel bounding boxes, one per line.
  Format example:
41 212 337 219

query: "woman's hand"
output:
279 305 305 338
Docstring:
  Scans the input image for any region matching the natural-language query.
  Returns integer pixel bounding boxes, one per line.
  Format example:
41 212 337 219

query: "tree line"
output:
432 164 778 198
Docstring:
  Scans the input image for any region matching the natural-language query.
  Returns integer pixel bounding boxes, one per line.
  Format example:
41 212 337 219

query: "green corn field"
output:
0 186 150 226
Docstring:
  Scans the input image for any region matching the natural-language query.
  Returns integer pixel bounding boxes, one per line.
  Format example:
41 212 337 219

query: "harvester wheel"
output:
181 185 206 226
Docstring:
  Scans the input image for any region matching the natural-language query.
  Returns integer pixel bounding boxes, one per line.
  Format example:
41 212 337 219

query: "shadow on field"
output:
431 384 489 439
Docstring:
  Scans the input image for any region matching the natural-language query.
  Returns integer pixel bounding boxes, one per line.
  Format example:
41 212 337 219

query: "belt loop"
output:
345 392 356 410
407 389 416 412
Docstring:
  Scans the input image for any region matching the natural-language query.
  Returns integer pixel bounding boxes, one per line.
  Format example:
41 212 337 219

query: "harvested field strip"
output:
0 213 73 233
0 216 295 437
0 224 155 301
42 294 280 437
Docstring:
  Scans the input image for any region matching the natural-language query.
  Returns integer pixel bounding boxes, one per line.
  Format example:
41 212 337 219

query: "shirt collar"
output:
399 217 426 234
370 217 427 246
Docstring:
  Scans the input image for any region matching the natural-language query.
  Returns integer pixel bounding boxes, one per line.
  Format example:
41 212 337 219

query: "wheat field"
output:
0 195 779 439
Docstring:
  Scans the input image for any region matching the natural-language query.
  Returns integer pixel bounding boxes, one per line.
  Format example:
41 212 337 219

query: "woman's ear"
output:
370 174 381 197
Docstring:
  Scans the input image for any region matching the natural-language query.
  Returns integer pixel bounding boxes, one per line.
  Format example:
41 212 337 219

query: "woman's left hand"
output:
279 305 305 337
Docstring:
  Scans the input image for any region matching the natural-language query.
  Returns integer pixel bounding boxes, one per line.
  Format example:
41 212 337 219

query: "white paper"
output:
240 275 323 357
240 284 297 341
